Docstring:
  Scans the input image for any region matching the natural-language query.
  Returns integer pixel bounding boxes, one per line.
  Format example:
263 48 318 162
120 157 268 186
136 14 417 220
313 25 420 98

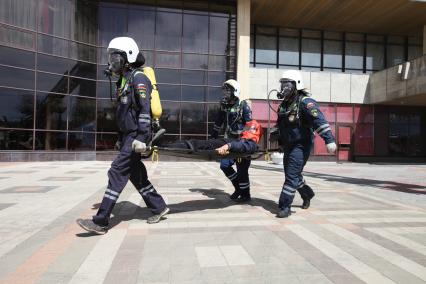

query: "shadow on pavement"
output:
251 164 426 195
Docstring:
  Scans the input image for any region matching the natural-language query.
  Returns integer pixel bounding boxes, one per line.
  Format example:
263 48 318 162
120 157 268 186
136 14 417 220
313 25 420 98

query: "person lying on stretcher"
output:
162 120 263 156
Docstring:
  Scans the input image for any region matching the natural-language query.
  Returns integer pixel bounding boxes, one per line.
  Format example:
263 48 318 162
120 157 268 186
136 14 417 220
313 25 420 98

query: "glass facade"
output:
250 25 423 73
0 0 236 151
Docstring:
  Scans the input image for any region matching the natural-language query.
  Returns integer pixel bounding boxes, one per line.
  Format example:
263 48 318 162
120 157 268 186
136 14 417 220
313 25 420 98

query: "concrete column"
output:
423 25 426 55
237 0 251 100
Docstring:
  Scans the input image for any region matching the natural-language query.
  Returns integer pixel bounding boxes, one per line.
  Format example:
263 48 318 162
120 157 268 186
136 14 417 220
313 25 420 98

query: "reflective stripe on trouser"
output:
278 143 311 209
93 134 167 226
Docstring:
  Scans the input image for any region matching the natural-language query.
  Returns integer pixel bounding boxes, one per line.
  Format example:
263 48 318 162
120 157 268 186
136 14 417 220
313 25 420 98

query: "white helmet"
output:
222 79 241 98
280 70 304 90
107 37 139 64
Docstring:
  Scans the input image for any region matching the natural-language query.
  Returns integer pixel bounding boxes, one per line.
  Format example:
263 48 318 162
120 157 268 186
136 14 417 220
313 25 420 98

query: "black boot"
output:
277 207 291 218
230 190 240 200
300 185 315 209
236 192 251 203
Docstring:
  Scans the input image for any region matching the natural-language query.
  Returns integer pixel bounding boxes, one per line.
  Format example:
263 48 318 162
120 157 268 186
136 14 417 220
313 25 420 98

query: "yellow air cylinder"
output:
143 66 162 120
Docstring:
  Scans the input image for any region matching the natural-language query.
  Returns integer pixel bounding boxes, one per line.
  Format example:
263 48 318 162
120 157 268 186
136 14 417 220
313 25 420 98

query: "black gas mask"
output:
221 83 237 108
107 52 127 75
277 79 297 102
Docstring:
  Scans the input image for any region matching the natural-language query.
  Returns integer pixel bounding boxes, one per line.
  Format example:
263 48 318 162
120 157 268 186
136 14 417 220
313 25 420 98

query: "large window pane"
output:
161 101 180 134
324 40 342 69
72 0 98 45
38 0 72 38
0 88 34 129
37 72 68 94
279 37 299 66
256 35 276 64
345 42 363 70
69 42 96 63
0 0 37 30
68 96 95 131
208 55 226 70
38 34 69 58
207 87 222 102
182 70 207 85
97 81 113 99
302 38 320 67
183 13 208 53
0 129 33 150
98 3 127 47
37 54 75 75
96 132 117 151
0 66 34 89
181 103 206 134
68 132 95 151
182 86 206 102
97 99 117 132
387 45 404 67
408 45 422 61
0 46 35 69
36 93 68 130
156 69 181 84
69 77 96 97
158 84 180 100
69 61 97 80
209 16 230 54
0 26 35 50
366 43 384 70
156 52 181 68
156 11 182 51
208 72 226 87
35 131 66 150
183 54 208 69
128 6 156 50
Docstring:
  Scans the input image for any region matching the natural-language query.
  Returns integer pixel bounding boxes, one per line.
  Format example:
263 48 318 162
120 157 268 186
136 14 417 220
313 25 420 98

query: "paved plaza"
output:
0 160 425 284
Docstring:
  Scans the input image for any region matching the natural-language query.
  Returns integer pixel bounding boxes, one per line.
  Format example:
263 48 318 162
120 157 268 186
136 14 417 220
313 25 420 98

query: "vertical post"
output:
237 0 251 100
423 25 426 55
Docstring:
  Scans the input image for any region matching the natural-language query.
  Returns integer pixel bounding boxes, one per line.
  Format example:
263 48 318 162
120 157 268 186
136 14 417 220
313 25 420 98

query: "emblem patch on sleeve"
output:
136 84 147 99
306 102 315 109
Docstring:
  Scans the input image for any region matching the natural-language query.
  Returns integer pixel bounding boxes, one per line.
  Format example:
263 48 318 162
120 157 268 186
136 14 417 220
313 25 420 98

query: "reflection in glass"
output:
68 132 95 151
37 72 68 94
207 87 222 102
0 130 33 150
0 88 34 129
0 0 37 30
68 96 96 131
98 4 127 47
96 132 117 151
72 0 98 45
97 81 113 99
69 77 96 97
0 66 34 90
181 103 206 134
182 86 206 102
161 101 180 134
156 52 181 68
38 0 72 38
156 69 181 84
36 92 68 130
208 72 225 86
182 70 207 85
183 13 208 53
0 26 35 50
209 16 230 54
156 11 182 51
387 45 404 67
183 54 208 69
256 35 276 64
208 55 226 70
37 54 75 75
70 42 97 63
279 37 299 66
38 34 69 58
97 99 117 132
366 43 384 70
35 131 66 150
345 41 363 70
302 38 320 67
157 84 181 100
69 61 97 80
0 46 35 69
128 6 156 50
208 103 221 123
324 40 342 69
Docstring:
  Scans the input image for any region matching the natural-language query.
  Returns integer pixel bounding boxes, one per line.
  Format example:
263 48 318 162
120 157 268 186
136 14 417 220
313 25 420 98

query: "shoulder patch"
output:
306 102 315 109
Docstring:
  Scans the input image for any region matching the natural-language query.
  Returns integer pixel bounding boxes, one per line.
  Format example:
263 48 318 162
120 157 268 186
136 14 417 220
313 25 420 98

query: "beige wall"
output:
237 0 251 100
249 68 370 104
424 25 426 55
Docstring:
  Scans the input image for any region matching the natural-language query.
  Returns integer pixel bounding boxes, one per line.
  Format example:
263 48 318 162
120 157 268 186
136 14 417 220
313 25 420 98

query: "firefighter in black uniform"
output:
211 79 253 202
77 37 169 234
274 70 336 218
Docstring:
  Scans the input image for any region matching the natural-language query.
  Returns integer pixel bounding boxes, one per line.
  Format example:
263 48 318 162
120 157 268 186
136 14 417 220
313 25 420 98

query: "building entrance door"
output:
338 126 352 161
